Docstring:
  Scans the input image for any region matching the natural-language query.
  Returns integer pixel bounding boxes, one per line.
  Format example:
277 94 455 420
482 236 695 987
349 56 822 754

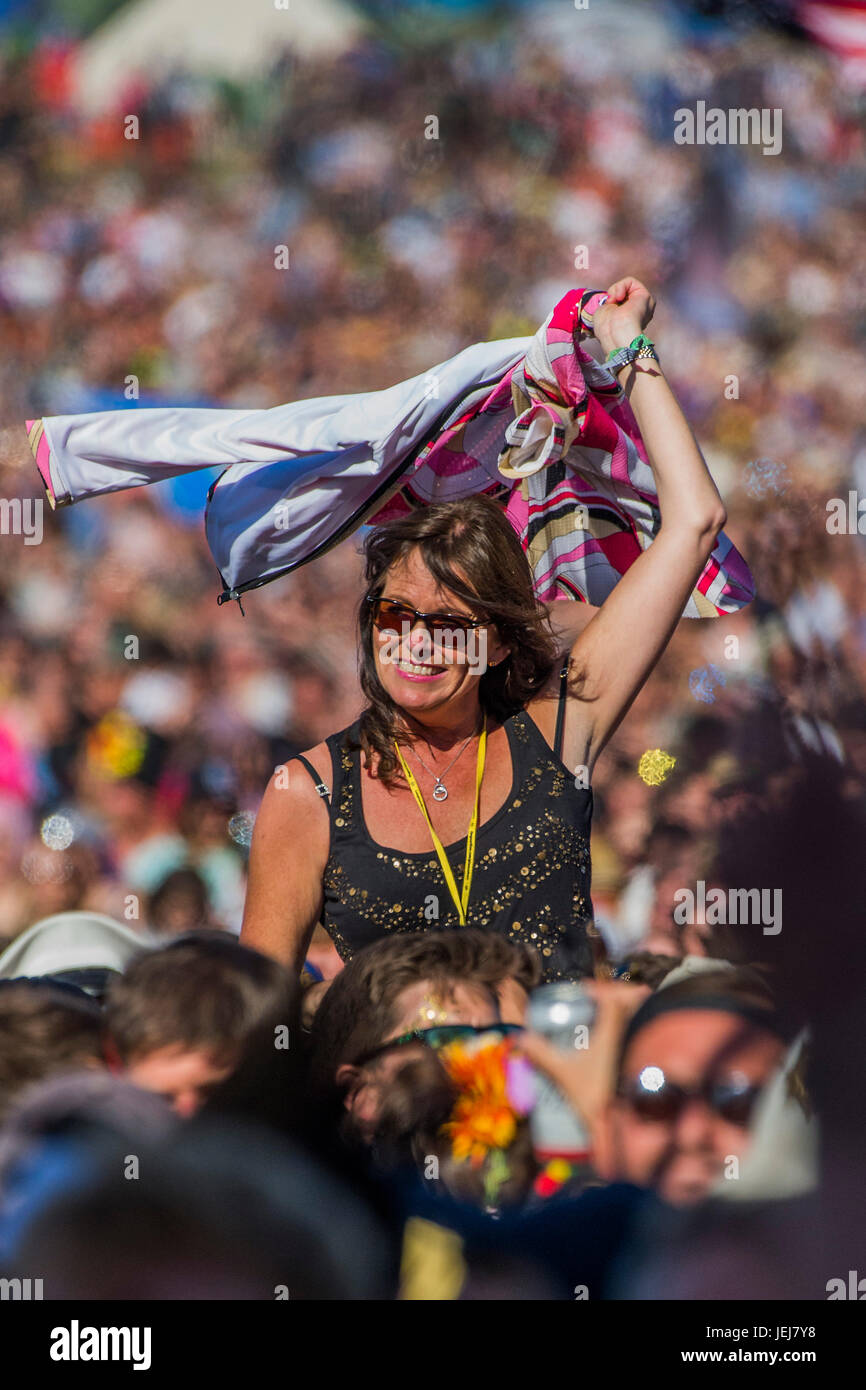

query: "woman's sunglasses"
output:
618 1067 763 1128
355 1022 523 1069
365 595 486 640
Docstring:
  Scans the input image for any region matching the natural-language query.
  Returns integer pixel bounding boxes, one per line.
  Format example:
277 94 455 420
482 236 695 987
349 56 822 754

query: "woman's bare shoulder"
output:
278 738 332 783
263 739 337 822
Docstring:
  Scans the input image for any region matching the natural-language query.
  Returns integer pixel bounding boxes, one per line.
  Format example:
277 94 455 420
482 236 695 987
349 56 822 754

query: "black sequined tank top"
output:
294 674 594 982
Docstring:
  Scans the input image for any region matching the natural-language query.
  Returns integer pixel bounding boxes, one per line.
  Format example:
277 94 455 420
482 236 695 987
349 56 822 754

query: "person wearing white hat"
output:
0 911 158 1001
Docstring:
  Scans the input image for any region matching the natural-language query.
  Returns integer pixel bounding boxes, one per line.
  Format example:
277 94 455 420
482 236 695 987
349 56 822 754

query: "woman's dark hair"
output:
351 495 560 785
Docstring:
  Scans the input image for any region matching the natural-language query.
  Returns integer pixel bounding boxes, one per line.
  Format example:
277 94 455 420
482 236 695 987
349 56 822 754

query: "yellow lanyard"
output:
394 717 487 927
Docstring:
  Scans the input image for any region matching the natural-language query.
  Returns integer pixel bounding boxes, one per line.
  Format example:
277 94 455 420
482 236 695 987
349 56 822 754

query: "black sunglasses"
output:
365 594 486 639
354 1022 523 1069
618 1067 764 1128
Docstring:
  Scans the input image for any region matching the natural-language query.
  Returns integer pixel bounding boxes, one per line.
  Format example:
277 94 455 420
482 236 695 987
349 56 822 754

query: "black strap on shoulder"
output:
553 662 569 761
292 755 331 806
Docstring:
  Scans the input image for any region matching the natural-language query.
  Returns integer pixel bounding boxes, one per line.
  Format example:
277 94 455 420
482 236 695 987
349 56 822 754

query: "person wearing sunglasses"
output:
334 992 512 1145
306 930 539 1147
519 968 792 1209
594 970 789 1208
241 277 730 982
353 1021 525 1071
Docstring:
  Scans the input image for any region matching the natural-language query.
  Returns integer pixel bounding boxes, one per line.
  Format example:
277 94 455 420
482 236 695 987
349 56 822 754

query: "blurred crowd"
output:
0 754 862 1299
1 6 864 952
0 1 864 1299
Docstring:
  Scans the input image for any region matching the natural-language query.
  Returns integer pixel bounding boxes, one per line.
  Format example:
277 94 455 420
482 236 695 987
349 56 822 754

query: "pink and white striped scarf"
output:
370 287 753 616
26 285 752 617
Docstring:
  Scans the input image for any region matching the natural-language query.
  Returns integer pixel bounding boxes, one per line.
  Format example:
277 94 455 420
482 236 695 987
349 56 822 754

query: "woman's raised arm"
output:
560 277 728 775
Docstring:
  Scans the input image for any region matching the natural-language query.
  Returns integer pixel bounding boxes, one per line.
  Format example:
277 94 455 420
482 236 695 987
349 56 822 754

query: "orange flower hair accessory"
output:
437 1031 531 1169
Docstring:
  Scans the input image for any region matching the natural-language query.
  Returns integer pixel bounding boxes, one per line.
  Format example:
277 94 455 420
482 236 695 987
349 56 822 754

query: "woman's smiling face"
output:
371 548 508 719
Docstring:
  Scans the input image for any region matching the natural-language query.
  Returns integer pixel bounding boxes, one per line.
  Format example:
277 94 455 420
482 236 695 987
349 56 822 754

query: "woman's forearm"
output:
592 278 726 541
615 358 726 537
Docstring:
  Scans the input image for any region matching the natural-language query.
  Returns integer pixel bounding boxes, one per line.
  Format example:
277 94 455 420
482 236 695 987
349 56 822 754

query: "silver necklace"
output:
410 727 478 801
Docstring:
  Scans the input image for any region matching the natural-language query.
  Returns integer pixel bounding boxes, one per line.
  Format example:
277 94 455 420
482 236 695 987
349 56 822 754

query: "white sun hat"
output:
0 911 158 980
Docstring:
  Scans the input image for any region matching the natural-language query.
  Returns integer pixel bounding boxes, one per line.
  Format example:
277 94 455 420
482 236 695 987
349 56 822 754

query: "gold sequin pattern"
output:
319 714 593 979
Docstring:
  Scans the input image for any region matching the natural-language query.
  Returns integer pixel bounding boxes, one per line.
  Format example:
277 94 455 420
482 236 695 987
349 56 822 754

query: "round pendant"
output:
432 783 448 802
